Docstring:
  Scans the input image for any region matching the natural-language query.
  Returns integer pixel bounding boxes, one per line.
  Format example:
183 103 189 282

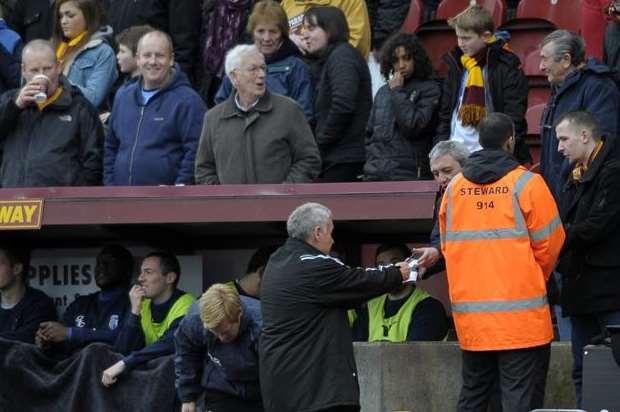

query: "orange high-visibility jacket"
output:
439 166 565 351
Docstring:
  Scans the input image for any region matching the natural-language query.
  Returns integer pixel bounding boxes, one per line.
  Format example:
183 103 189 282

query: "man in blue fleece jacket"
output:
104 30 206 186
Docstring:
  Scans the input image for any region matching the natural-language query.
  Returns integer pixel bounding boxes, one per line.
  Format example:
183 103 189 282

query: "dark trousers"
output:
205 397 264 412
457 344 550 412
319 162 364 183
570 310 620 408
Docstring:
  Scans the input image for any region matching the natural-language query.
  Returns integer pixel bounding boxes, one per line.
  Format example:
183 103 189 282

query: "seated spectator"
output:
105 30 206 186
215 0 314 123
0 245 57 344
36 244 133 352
195 45 321 185
435 5 530 164
0 40 102 187
51 0 118 109
352 243 448 342
115 25 153 85
364 32 440 181
301 6 371 182
228 246 278 299
282 0 371 59
0 14 21 94
175 284 263 412
102 251 194 387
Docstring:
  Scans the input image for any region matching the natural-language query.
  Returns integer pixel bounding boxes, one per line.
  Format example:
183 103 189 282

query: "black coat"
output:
0 77 103 187
366 0 411 49
104 0 201 83
5 0 54 42
259 238 403 412
0 287 57 344
364 77 440 181
557 138 620 316
435 41 531 163
313 42 372 173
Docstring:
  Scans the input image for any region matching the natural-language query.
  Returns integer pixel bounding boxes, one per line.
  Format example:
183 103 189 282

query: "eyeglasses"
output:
236 64 267 75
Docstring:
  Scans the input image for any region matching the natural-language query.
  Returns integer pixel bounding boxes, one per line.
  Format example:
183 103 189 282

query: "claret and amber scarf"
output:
458 35 510 127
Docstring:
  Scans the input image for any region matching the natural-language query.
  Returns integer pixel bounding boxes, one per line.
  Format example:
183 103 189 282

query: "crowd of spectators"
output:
0 0 619 188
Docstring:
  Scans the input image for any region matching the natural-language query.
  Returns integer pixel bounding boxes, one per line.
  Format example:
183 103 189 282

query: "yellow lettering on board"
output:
23 205 38 223
0 206 14 223
9 206 23 224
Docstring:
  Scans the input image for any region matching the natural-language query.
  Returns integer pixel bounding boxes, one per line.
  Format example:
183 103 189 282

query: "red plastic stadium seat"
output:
401 0 425 33
499 19 555 65
528 86 551 107
416 21 458 76
523 49 544 77
436 0 506 28
516 0 581 32
526 103 545 136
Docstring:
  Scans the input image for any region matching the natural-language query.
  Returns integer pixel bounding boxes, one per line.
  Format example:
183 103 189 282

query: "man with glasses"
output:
195 44 321 185
539 30 619 199
104 30 206 186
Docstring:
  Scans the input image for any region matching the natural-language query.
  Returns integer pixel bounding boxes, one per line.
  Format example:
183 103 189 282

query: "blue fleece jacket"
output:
540 58 620 198
174 297 262 403
104 64 207 185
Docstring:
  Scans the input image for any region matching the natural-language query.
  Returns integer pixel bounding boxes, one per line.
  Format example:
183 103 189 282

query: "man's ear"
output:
12 262 23 277
165 271 177 285
482 30 493 42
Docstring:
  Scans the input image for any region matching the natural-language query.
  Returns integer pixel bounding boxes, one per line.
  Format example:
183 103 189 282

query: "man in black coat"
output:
259 202 411 412
0 39 103 187
0 244 57 344
555 110 620 408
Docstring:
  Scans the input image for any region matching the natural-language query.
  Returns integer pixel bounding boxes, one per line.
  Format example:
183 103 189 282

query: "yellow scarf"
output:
572 140 605 181
36 87 63 111
56 31 88 62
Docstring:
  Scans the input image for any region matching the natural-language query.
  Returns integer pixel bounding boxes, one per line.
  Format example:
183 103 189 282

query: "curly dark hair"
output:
379 32 434 81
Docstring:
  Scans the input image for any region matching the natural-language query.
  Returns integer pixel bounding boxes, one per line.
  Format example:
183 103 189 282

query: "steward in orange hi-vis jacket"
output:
439 113 565 412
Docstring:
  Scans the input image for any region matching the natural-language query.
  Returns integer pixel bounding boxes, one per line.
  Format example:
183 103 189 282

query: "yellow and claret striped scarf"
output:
36 87 63 111
458 35 508 127
571 140 605 181
56 31 88 63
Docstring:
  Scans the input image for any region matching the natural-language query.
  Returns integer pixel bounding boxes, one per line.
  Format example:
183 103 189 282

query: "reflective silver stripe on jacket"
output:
452 295 548 313
442 171 534 242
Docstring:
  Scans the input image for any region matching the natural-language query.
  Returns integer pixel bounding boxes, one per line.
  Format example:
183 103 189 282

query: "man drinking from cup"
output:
0 39 103 187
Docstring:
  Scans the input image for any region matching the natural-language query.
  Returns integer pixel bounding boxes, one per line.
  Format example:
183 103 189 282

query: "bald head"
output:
21 39 61 93
22 40 56 63
137 30 174 56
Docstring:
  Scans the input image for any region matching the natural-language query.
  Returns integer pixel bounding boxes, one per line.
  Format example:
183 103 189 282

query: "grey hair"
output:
287 202 332 241
429 140 470 166
540 30 585 66
224 44 261 78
